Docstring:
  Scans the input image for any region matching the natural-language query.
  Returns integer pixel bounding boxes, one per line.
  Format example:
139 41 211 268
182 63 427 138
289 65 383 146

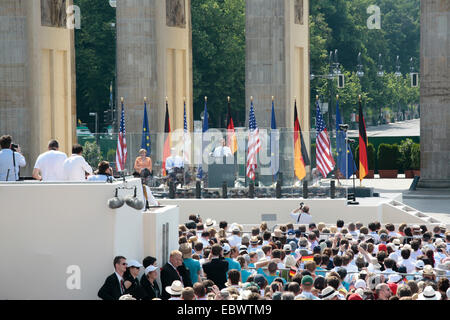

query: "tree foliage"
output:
75 0 420 130
74 0 116 132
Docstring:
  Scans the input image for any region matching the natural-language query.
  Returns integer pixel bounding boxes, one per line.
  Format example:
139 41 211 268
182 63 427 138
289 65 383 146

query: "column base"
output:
417 179 450 189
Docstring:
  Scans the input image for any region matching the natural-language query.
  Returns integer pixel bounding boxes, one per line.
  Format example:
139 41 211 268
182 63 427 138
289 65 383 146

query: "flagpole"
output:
359 94 363 188
272 95 274 185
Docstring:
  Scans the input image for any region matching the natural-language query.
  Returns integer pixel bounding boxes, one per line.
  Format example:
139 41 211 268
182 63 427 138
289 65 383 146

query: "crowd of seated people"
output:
98 214 450 300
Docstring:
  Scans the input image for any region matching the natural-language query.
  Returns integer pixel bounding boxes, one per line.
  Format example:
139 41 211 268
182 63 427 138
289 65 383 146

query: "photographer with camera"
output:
290 202 312 225
0 135 26 181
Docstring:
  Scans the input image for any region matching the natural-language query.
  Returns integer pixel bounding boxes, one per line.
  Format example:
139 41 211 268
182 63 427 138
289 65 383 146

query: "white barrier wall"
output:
159 196 434 227
0 179 179 300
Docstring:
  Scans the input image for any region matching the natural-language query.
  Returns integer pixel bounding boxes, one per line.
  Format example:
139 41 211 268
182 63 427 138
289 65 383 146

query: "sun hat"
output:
179 243 192 258
127 260 143 268
446 287 450 299
239 245 248 254
250 236 259 245
418 286 441 300
272 229 283 238
144 265 158 275
422 265 435 276
283 244 292 252
392 238 401 247
321 286 339 300
165 280 183 296
284 255 297 269
205 218 216 228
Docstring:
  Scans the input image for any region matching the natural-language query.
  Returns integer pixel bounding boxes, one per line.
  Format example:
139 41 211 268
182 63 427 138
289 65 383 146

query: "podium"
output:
207 156 236 188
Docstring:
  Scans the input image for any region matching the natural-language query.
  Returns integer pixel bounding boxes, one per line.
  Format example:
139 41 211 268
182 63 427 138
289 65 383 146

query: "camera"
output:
299 202 304 209
11 143 19 152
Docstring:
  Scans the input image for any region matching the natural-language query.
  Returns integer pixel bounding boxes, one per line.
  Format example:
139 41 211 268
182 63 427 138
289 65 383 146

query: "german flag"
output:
289 267 297 277
162 99 171 176
301 255 314 262
226 97 238 154
358 96 368 181
294 100 310 180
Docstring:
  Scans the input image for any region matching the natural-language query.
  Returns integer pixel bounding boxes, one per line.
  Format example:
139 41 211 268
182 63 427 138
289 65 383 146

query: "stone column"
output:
418 0 450 188
0 0 76 176
245 0 310 183
245 0 310 130
116 0 193 164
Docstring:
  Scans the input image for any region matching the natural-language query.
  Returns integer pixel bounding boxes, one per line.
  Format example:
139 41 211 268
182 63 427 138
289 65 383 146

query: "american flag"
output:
246 100 261 180
116 101 127 172
183 101 191 165
315 100 335 177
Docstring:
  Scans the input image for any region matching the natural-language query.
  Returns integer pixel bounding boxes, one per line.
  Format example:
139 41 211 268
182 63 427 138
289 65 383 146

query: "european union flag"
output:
336 100 356 178
141 101 151 155
198 97 209 179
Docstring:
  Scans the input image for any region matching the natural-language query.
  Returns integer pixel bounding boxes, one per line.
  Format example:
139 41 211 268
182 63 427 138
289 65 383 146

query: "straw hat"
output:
165 280 184 296
418 286 441 300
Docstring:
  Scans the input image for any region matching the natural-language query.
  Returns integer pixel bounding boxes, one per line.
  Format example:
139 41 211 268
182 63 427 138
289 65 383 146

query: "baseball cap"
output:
127 260 143 268
301 275 313 286
415 260 425 269
348 293 363 300
144 265 158 275
222 243 231 254
283 244 291 252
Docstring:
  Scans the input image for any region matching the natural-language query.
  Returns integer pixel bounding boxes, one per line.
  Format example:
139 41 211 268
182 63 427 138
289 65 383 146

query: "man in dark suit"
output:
202 244 229 289
160 250 192 300
98 256 127 300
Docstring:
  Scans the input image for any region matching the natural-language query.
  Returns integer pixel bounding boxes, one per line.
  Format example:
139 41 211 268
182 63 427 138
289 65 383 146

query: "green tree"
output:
192 0 246 127
74 0 116 132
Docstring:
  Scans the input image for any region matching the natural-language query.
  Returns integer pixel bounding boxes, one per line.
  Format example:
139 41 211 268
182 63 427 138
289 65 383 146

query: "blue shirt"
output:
240 269 253 283
225 258 241 271
257 268 286 285
183 258 201 284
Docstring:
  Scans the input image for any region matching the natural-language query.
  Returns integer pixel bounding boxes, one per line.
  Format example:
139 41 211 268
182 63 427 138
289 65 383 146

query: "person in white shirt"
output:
165 148 184 175
87 161 114 182
32 139 67 181
63 144 93 181
290 204 312 225
0 135 26 181
212 139 232 158
227 226 242 248
398 248 416 274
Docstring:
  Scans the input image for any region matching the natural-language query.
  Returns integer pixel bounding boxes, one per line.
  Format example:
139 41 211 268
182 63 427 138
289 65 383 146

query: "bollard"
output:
249 181 255 199
303 181 308 199
276 180 282 198
222 181 228 199
330 180 336 199
169 181 175 199
195 180 201 199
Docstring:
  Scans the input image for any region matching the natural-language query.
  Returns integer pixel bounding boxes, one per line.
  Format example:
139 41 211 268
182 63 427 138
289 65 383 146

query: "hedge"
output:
378 143 401 170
